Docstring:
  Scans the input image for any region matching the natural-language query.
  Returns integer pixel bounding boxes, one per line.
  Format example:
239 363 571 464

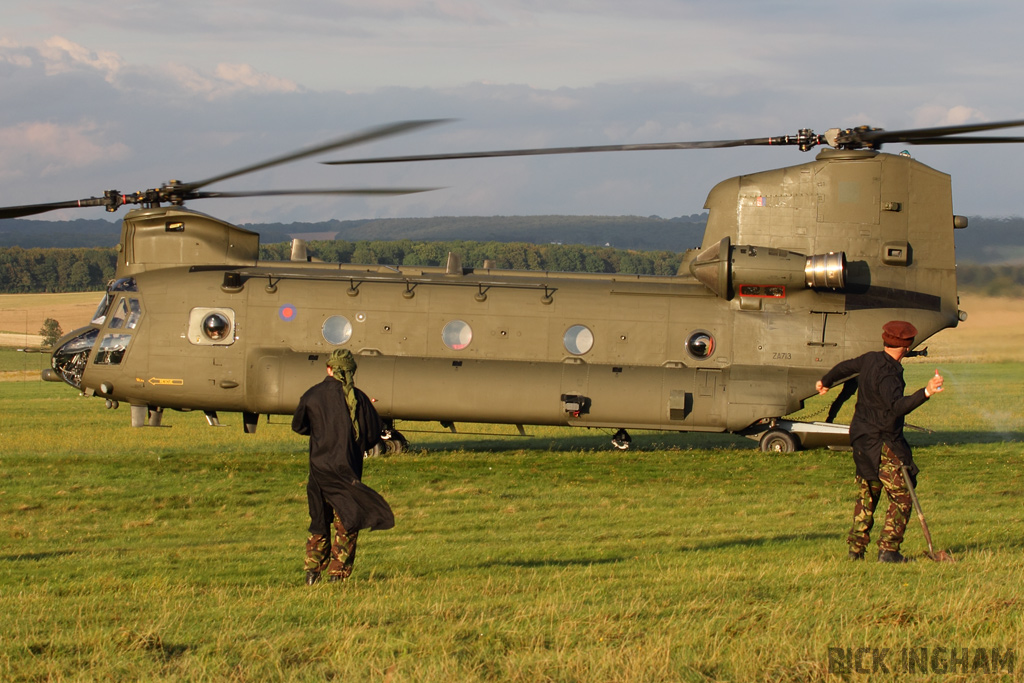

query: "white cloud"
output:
1 37 300 100
0 122 132 180
0 38 33 68
40 36 122 82
912 105 987 127
161 61 301 98
213 63 300 94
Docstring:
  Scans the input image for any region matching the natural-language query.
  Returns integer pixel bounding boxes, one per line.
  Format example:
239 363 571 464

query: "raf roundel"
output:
279 304 298 322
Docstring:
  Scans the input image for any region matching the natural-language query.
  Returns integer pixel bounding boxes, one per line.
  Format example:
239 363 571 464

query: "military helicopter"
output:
5 117 1023 452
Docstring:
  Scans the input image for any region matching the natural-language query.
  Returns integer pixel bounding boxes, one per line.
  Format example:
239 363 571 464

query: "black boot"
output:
305 570 321 585
848 549 865 560
878 549 914 563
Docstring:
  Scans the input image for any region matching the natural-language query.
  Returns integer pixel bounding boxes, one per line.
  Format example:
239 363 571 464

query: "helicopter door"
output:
570 364 671 428
689 368 725 430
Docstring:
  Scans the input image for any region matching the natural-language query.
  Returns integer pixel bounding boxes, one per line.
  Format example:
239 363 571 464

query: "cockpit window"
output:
109 298 129 329
125 299 142 329
107 297 143 330
94 333 131 365
91 278 137 325
110 277 137 293
92 293 112 325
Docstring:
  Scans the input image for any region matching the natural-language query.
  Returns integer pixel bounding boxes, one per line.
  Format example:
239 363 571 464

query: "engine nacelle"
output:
689 236 846 300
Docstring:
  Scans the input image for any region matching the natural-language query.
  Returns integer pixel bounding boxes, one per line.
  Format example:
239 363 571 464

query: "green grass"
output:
1 365 1023 681
0 347 51 374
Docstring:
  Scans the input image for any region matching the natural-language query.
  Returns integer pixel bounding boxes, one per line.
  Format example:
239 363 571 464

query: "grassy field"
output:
1 361 1023 682
0 292 101 349
2 291 1023 680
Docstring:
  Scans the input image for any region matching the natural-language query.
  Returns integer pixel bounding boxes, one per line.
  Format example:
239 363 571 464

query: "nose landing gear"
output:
611 428 632 451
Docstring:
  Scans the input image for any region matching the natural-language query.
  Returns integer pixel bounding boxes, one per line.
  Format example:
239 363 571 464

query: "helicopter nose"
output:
49 326 100 389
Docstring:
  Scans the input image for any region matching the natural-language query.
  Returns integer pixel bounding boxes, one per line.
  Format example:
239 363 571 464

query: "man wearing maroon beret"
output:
816 320 944 563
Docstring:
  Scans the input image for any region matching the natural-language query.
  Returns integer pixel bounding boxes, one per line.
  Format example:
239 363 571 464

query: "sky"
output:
3 0 1024 225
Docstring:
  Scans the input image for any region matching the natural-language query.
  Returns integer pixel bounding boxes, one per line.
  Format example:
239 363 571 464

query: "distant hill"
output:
2 214 1022 264
0 218 123 248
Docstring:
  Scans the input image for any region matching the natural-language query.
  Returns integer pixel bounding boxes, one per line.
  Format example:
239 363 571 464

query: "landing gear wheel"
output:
611 428 632 451
369 428 409 457
759 429 799 453
382 430 408 454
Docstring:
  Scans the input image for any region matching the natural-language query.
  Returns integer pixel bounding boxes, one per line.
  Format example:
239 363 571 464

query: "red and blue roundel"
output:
278 304 297 322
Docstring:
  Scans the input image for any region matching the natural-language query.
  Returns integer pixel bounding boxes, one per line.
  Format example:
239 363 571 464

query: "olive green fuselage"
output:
51 148 962 436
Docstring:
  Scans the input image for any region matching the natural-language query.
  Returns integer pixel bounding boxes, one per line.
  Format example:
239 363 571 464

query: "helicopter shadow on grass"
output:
463 533 841 571
929 539 1024 557
674 532 1024 557
392 426 1022 456
909 430 1024 447
397 428 754 454
675 531 838 554
0 550 75 563
472 556 629 570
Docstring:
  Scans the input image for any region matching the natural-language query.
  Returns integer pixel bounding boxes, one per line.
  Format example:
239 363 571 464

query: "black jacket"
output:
292 377 394 534
821 351 928 480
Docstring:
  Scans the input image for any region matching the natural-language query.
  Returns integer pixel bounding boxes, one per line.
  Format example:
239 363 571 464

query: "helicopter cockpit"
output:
49 277 143 389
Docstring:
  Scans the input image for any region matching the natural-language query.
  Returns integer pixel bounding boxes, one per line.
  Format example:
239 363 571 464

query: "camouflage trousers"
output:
848 445 912 554
304 512 359 580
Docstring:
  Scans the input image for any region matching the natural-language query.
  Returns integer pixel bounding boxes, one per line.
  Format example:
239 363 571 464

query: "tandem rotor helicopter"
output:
5 117 1024 452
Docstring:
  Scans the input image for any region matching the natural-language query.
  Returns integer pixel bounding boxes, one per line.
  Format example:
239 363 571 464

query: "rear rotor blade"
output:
884 135 1024 146
860 118 1024 146
323 133 819 166
326 119 1024 165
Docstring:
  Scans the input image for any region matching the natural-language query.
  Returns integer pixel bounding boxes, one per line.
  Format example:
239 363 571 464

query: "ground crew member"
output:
292 349 394 584
816 320 944 563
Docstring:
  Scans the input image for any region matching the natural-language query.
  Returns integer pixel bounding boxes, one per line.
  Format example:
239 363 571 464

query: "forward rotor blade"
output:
189 187 440 200
886 135 1024 146
323 135 808 166
185 119 452 190
0 196 113 220
860 118 1024 146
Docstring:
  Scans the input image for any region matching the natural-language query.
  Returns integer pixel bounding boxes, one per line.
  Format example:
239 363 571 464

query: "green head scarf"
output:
328 349 359 439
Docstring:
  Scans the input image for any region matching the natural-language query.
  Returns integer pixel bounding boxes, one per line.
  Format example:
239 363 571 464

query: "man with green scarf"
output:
292 349 394 585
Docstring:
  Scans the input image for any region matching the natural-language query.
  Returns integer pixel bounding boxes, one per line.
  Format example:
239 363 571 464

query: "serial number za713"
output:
771 352 793 360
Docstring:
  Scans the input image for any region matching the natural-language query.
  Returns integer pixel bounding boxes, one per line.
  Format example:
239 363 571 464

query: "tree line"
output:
0 246 118 293
956 263 1024 297
260 239 684 276
0 240 683 293
2 240 1023 296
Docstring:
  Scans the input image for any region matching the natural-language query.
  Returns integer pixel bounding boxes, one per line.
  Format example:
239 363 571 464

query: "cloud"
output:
0 121 132 180
1 37 300 101
213 63 301 94
911 105 987 127
161 62 301 98
39 36 123 82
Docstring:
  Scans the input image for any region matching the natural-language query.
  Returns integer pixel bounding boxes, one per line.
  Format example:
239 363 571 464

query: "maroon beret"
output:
882 320 917 348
